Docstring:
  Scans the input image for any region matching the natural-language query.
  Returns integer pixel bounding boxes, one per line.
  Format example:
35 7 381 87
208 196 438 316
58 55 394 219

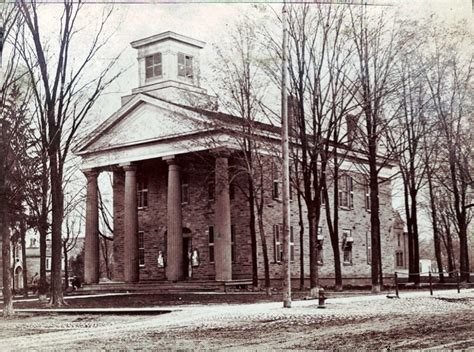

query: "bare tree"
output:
62 216 80 290
349 5 404 292
421 20 472 282
17 0 124 305
282 4 358 293
392 35 432 285
212 19 274 293
1 4 31 316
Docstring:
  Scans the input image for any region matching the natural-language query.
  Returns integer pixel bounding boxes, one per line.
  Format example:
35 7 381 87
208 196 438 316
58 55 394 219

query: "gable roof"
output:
75 92 395 173
74 93 216 155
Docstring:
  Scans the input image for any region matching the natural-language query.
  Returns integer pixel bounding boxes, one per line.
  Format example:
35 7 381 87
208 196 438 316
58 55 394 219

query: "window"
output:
231 225 236 263
208 181 215 201
342 229 353 265
320 186 326 207
366 231 372 265
208 226 215 262
137 176 148 209
317 227 324 265
178 53 193 79
290 226 295 262
272 159 281 200
138 231 145 266
396 251 404 268
273 224 283 263
145 53 162 79
397 233 401 247
181 173 189 204
46 257 51 271
365 179 371 211
339 175 354 209
30 238 37 248
272 180 281 200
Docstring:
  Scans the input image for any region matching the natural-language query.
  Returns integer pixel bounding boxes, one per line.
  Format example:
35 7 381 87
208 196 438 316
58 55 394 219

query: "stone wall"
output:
111 152 400 284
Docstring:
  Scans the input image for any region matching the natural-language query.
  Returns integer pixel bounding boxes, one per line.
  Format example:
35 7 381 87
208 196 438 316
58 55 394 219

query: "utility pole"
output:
281 1 291 309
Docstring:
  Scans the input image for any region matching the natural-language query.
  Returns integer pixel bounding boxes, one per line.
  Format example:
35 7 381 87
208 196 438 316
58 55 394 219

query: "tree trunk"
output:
2 225 14 317
369 153 382 293
447 149 469 282
39 156 48 295
20 220 29 298
256 203 271 295
1 119 14 316
427 172 444 282
410 188 420 285
48 114 65 306
442 219 456 277
403 180 415 283
323 161 342 292
63 241 69 289
331 154 342 291
248 175 259 288
1 187 13 316
458 222 470 282
297 190 305 290
307 205 319 297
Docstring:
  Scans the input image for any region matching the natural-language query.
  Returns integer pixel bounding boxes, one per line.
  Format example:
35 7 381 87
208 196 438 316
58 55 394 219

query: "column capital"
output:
163 156 178 166
211 147 232 158
83 168 99 180
120 163 137 172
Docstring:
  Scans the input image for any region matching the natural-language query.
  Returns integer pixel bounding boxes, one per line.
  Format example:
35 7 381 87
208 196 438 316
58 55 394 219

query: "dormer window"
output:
145 53 162 79
178 53 193 79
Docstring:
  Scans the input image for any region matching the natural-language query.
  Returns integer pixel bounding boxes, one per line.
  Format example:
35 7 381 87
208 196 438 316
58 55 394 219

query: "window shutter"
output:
349 176 354 208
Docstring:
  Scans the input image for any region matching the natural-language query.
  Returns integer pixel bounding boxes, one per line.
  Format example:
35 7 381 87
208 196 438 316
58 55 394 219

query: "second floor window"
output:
339 175 354 209
272 159 281 200
145 53 162 79
272 180 281 200
137 176 148 209
178 53 193 79
365 179 371 211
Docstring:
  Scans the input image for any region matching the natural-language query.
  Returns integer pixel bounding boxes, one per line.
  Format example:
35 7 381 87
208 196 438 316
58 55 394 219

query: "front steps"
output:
78 280 226 294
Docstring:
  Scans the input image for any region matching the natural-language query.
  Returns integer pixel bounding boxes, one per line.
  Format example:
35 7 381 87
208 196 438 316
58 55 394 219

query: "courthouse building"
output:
75 32 403 287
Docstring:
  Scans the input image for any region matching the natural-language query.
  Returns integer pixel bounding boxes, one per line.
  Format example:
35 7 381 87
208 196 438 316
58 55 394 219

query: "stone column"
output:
84 169 100 284
165 157 183 281
214 153 232 281
123 164 139 283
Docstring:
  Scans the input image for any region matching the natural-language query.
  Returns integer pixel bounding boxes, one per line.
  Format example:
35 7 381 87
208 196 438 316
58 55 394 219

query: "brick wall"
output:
110 152 400 284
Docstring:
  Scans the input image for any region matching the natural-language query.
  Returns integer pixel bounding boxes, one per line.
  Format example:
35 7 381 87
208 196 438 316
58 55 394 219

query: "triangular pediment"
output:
77 94 210 154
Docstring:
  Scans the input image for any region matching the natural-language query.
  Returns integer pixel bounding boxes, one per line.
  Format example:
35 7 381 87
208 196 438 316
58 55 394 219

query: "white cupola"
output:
124 31 216 109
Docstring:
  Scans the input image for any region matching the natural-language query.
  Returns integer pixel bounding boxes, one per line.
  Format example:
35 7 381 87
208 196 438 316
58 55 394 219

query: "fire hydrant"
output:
317 288 326 309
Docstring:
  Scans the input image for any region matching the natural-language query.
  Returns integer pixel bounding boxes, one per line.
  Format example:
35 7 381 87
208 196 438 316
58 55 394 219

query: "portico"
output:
82 150 234 284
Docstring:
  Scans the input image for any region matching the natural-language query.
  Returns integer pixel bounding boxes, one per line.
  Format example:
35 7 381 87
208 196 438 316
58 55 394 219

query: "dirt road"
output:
0 289 472 350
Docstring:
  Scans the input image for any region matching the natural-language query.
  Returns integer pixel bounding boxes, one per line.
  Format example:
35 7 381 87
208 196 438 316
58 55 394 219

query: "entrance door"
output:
183 237 192 279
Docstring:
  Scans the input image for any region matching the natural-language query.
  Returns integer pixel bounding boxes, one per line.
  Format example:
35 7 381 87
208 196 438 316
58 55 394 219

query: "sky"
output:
16 0 472 239
35 0 471 128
